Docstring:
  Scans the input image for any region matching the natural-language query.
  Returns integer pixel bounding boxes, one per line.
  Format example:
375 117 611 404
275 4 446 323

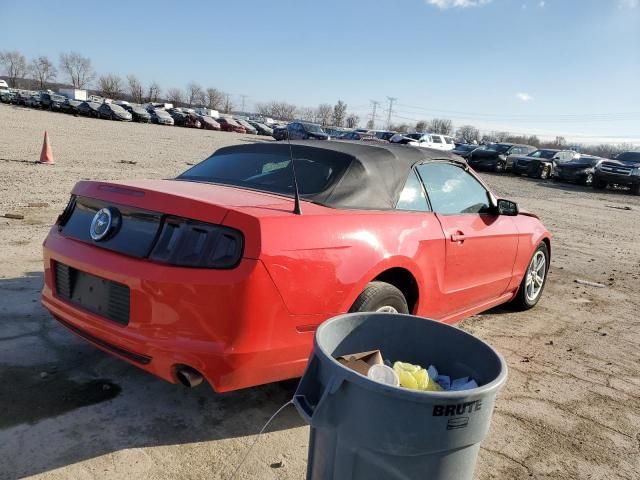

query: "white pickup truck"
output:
391 132 455 151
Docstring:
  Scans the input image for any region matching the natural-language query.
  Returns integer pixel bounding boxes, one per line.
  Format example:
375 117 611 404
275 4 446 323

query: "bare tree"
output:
366 119 375 130
332 100 348 127
298 107 316 122
256 101 298 121
166 87 184 106
428 118 453 136
456 125 480 144
98 74 123 99
346 113 360 129
494 131 510 142
316 103 333 126
554 136 567 147
187 82 203 107
390 123 411 133
0 50 28 88
59 51 95 88
205 87 224 110
222 93 233 114
584 143 629 158
29 56 57 90
415 120 428 132
146 81 161 103
126 74 144 103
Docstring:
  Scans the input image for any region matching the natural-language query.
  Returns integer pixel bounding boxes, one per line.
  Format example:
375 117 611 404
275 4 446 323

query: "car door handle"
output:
450 231 467 243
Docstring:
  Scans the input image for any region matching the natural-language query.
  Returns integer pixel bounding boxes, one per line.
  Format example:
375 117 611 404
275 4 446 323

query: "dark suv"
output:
468 143 537 172
286 122 329 140
39 93 66 111
593 151 640 194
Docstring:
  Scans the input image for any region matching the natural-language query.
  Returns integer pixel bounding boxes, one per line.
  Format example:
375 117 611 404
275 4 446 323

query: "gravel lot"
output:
1 103 639 480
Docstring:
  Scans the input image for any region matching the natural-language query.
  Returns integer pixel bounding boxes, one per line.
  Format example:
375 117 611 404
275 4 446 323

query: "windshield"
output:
529 150 557 159
616 152 640 163
303 123 324 134
485 144 511 153
406 133 423 140
178 151 350 196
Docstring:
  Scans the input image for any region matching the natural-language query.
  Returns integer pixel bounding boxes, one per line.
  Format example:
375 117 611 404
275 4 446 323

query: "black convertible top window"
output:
178 142 463 210
178 152 349 196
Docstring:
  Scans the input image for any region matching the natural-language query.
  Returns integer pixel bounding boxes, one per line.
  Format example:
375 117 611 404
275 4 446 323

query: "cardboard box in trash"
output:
337 350 383 376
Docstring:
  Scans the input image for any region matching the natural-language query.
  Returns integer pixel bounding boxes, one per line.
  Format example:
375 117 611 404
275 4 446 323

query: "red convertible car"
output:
42 142 551 391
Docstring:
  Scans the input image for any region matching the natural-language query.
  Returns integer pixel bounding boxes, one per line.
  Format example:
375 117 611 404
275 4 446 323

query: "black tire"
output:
593 178 607 190
509 242 550 311
495 161 506 173
631 184 640 195
539 164 551 179
349 281 409 314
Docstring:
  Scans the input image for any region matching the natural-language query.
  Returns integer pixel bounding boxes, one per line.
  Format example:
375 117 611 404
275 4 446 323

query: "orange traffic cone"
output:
39 131 55 165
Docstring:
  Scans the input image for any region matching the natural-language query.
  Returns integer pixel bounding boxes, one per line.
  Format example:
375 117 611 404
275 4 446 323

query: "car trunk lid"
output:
62 179 302 259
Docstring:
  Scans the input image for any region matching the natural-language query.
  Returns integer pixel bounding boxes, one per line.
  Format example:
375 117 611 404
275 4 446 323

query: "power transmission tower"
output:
369 100 379 129
386 97 397 129
240 94 248 113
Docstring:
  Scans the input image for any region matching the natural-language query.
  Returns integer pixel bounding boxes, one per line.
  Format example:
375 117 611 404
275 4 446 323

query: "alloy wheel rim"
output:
376 306 399 313
525 251 546 302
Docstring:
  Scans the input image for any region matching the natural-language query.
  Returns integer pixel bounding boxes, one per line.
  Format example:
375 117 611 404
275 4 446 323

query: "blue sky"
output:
1 0 639 143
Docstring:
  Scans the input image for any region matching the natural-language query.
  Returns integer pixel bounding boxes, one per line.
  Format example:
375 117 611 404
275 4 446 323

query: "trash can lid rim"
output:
315 312 508 399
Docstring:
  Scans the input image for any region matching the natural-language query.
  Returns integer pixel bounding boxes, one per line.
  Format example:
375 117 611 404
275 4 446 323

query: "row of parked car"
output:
271 122 457 151
268 119 640 196
456 142 640 195
0 88 275 137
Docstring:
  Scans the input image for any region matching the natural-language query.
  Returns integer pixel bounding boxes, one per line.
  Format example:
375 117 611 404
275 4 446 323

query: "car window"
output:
396 170 429 211
444 137 454 144
432 136 443 143
417 162 491 215
178 151 351 196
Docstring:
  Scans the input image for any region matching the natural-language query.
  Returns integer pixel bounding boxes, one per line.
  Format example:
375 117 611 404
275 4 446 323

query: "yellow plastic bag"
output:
393 361 442 392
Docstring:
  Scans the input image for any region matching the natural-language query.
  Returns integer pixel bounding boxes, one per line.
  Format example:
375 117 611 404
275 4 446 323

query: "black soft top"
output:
211 140 462 210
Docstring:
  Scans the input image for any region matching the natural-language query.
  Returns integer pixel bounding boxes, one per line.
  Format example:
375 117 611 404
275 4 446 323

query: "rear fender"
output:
341 256 425 313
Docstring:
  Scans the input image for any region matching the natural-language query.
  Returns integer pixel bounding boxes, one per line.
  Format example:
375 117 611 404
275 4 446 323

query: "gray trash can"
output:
294 312 508 480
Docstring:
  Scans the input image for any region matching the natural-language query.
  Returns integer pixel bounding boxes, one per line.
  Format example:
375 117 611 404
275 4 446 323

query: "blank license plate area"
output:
54 262 130 325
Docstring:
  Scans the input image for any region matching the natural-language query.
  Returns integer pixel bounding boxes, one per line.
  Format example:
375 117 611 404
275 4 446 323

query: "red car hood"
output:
71 179 314 223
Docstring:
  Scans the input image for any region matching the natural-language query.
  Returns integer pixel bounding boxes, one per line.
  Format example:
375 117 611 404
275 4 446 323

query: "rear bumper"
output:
41 229 317 391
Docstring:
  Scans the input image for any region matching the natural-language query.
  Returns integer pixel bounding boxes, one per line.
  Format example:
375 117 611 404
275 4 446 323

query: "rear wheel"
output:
593 178 607 190
510 242 549 311
495 160 506 173
349 281 409 314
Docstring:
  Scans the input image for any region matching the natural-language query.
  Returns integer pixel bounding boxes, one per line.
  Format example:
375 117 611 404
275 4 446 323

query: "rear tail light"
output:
149 216 243 269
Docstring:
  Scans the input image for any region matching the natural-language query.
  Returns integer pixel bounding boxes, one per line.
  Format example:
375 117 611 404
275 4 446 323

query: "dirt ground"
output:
1 103 639 480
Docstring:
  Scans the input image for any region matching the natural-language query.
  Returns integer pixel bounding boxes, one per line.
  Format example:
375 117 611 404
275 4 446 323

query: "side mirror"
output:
497 199 519 216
